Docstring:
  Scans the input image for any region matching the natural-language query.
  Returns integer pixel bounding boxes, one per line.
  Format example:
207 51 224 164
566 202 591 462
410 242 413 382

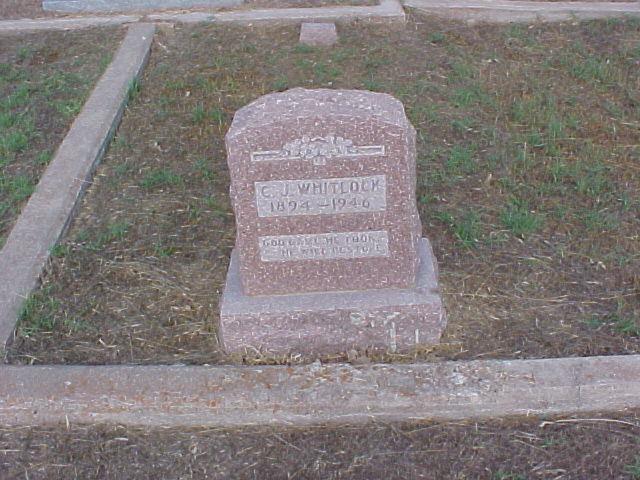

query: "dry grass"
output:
6 15 639 365
0 411 639 479
0 0 54 20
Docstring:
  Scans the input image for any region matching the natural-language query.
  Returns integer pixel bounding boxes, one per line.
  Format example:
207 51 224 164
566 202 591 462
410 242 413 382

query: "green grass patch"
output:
580 209 619 232
584 314 638 337
0 174 35 204
18 288 60 336
446 145 477 175
500 199 543 237
153 241 177 258
126 77 141 104
434 209 482 248
451 84 492 108
140 168 183 190
86 220 130 251
192 103 225 126
625 456 640 479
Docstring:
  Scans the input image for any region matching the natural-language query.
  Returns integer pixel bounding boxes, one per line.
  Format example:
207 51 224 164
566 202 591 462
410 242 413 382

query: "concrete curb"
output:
0 15 141 33
1 355 638 427
0 23 155 352
43 0 243 13
404 0 640 23
148 0 406 23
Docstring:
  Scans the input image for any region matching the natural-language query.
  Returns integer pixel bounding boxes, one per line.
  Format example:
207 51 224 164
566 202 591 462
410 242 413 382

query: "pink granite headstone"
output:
220 88 445 356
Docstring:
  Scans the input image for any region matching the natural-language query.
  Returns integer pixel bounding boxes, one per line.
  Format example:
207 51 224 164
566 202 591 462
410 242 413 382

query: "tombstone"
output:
219 88 446 356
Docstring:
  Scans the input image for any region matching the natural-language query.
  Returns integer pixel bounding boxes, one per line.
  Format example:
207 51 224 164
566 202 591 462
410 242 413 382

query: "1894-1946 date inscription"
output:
254 175 386 218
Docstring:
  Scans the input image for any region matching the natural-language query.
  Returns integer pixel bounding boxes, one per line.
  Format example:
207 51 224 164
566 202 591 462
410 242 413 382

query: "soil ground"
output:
7 14 639 366
0 411 639 479
0 27 123 247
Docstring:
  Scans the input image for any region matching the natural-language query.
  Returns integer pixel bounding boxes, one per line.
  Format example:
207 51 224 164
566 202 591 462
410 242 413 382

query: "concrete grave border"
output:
1 355 639 427
404 0 640 23
147 0 406 24
0 15 142 33
42 0 243 13
0 5 639 429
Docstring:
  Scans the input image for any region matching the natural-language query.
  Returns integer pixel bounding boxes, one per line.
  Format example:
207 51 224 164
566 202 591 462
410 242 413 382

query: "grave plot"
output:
6 14 638 365
0 27 125 247
1 411 639 479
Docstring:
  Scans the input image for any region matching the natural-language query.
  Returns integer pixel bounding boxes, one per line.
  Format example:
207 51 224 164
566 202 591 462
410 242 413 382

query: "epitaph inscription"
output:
251 135 385 166
255 175 387 218
259 231 389 262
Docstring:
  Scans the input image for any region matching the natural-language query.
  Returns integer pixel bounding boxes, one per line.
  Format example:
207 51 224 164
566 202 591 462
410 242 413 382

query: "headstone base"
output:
219 238 446 356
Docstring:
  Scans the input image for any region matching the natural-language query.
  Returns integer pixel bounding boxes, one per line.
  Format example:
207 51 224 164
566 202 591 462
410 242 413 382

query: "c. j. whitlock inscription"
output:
259 230 390 262
255 175 387 218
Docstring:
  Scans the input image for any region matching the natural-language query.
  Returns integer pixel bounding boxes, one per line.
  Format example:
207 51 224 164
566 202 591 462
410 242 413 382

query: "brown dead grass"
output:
6 14 639 365
1 411 639 479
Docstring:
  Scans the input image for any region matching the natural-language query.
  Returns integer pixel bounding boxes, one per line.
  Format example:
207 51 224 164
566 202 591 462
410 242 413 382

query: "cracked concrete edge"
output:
148 0 406 23
0 15 141 33
404 0 640 23
0 355 638 427
0 23 156 354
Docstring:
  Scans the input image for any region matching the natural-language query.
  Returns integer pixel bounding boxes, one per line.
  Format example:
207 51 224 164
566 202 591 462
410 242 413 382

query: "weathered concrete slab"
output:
0 355 638 427
0 15 141 33
299 22 338 46
0 23 155 353
149 0 405 23
42 0 242 13
404 0 640 23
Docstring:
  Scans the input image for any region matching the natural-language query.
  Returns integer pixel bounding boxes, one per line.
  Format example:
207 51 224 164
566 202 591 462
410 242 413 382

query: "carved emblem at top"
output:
251 135 385 166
